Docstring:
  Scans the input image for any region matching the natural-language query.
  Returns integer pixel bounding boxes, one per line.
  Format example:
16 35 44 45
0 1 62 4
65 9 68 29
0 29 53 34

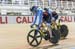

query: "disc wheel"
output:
49 29 60 44
60 25 69 39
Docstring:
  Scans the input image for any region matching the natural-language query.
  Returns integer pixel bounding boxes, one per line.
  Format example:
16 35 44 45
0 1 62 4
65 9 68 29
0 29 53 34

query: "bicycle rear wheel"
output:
49 29 60 44
60 25 69 39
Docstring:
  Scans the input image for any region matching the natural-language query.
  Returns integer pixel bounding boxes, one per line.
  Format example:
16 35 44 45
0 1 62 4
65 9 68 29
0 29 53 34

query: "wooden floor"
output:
0 24 74 49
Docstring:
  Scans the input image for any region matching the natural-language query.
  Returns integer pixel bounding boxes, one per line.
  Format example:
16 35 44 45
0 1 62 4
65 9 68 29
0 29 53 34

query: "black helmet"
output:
44 8 48 11
30 6 37 12
52 11 57 15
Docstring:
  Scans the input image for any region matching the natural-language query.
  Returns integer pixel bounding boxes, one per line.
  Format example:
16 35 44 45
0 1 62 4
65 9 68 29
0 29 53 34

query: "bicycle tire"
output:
27 29 42 47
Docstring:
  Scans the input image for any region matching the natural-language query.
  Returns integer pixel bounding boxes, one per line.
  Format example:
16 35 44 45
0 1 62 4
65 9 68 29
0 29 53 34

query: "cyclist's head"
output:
52 11 57 15
52 11 58 20
30 6 38 13
44 8 48 12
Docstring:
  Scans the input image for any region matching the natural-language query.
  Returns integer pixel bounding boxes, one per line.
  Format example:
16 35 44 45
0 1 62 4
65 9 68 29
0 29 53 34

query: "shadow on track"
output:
29 44 59 49
60 38 68 40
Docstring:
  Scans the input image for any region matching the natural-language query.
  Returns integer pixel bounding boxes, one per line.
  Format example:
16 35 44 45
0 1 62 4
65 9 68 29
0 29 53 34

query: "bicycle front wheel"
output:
27 29 42 47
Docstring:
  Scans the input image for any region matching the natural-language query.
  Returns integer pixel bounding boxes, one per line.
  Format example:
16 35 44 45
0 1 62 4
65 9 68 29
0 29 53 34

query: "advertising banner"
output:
0 16 33 24
0 16 75 24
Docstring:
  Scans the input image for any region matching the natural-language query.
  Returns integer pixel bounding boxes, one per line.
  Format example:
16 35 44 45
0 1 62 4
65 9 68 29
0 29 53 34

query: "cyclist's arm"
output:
32 14 37 25
36 10 43 25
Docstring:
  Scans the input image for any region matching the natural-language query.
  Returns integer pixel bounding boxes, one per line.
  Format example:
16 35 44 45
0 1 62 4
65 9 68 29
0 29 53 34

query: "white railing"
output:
0 0 75 16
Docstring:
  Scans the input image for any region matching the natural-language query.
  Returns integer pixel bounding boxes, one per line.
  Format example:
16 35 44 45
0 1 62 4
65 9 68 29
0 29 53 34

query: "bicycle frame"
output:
31 24 47 37
31 19 61 38
51 19 61 29
39 29 46 37
57 19 61 29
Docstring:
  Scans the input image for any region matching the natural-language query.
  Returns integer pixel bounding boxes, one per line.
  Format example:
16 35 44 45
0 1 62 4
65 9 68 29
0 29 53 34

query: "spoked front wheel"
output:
27 29 42 47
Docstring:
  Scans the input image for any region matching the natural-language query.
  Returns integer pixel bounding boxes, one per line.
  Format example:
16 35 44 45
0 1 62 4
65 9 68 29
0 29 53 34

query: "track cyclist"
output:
30 6 58 38
30 6 43 29
43 7 58 38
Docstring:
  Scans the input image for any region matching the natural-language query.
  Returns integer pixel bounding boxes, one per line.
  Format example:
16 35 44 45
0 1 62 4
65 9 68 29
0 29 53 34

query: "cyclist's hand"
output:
30 25 33 28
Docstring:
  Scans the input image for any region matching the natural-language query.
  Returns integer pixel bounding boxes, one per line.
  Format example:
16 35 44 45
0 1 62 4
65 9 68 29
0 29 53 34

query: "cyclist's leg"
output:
46 23 53 38
32 24 39 35
51 17 57 29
